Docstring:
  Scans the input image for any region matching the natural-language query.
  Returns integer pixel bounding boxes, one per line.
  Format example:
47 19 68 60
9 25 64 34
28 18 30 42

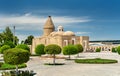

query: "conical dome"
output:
44 16 55 29
43 16 55 36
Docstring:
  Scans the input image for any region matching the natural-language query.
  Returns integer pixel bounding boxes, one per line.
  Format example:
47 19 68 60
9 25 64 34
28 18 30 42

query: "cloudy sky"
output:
0 0 120 42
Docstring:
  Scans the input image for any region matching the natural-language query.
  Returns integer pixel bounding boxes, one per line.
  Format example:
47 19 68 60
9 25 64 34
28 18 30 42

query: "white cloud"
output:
24 13 32 16
0 13 92 42
0 14 92 31
75 32 90 35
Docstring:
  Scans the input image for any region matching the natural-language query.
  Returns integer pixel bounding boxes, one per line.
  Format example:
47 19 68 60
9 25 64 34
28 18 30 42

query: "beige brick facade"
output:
31 16 89 54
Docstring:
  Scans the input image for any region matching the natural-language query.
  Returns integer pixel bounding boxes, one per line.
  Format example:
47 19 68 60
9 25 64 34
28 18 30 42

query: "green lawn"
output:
0 62 27 70
75 58 118 64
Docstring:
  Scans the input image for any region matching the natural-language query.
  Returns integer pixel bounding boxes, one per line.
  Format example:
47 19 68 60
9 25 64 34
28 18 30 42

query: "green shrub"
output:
16 44 30 52
112 47 117 53
75 58 118 64
4 48 30 72
96 48 101 52
75 44 83 53
63 45 78 59
35 44 45 56
75 44 83 57
0 45 10 54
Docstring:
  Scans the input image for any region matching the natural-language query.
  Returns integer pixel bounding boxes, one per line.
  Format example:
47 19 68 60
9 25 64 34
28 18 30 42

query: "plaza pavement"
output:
1 52 120 76
23 52 120 76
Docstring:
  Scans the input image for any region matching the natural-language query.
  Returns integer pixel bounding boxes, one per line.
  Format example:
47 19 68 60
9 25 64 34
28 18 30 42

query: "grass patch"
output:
0 62 27 70
44 63 65 65
75 58 118 64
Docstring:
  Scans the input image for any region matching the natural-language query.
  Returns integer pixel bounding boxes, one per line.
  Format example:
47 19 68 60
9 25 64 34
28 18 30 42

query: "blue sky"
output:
0 0 120 41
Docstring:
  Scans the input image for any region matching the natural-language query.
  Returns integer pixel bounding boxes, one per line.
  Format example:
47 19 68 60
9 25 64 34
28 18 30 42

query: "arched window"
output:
64 40 68 46
71 38 75 45
72 40 74 45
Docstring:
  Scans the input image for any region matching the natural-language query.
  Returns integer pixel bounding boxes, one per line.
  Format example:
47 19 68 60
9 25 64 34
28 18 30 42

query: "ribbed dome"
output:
63 31 75 36
49 32 56 36
44 16 55 29
55 31 64 36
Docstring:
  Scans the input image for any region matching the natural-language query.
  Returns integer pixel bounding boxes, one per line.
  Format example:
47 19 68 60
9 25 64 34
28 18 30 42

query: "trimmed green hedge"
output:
75 58 118 64
0 62 27 70
16 44 30 52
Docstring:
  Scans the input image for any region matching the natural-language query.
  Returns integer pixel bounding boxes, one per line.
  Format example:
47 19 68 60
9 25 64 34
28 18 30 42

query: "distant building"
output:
31 16 89 54
89 41 119 52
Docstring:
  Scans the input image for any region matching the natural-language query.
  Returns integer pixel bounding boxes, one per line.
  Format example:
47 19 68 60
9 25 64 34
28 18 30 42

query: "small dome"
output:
58 25 63 29
57 25 64 32
63 31 75 36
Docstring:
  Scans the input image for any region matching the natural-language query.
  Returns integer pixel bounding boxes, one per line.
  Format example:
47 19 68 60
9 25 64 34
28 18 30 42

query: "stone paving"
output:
23 52 120 76
1 52 120 76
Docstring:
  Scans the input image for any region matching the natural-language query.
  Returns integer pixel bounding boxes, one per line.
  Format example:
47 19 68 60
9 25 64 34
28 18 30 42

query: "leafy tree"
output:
0 45 10 54
75 44 83 57
63 45 78 59
0 26 19 46
35 44 45 56
16 44 30 52
4 48 30 74
3 41 15 48
3 26 13 42
44 44 61 64
112 47 117 53
24 35 34 45
96 48 101 52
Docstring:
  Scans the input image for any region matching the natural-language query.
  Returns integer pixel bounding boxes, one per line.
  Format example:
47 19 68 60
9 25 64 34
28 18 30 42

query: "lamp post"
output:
83 40 87 52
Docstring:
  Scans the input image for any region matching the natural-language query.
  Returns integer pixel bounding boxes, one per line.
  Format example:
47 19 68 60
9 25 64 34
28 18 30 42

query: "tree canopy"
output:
44 44 61 55
44 44 61 64
0 26 19 46
4 48 30 65
35 44 45 56
63 45 78 59
4 48 30 73
75 44 83 53
24 35 34 45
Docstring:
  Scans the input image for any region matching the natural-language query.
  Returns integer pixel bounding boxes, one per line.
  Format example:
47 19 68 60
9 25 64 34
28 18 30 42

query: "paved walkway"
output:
23 52 120 76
